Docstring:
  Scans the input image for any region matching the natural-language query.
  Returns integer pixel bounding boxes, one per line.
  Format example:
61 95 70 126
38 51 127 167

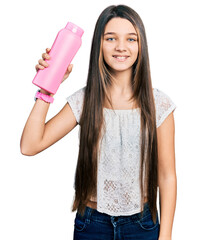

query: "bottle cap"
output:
65 22 84 37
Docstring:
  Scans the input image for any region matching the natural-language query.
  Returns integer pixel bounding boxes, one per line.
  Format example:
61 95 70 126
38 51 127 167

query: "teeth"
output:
114 56 127 59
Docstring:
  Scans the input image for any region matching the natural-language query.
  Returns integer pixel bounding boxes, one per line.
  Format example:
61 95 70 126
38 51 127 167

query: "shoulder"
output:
66 86 86 100
152 88 177 128
153 87 169 99
66 86 86 124
153 87 176 108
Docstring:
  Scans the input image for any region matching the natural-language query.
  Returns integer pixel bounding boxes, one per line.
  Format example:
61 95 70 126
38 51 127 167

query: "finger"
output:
35 64 44 71
42 52 50 60
38 59 49 67
46 48 51 53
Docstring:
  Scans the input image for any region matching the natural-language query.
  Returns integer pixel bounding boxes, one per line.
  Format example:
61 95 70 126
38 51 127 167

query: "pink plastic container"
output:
32 22 84 94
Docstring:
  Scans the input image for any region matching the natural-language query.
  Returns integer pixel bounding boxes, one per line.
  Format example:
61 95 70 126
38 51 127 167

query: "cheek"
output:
102 46 111 62
130 44 139 59
103 43 108 50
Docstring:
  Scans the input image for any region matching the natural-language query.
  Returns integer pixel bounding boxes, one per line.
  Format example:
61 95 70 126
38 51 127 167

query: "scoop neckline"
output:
103 88 156 112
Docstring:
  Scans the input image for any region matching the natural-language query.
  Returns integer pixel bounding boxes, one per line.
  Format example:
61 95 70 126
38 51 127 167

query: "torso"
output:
86 89 148 211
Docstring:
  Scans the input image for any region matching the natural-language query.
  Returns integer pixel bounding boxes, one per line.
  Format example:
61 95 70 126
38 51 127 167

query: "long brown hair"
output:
72 5 158 224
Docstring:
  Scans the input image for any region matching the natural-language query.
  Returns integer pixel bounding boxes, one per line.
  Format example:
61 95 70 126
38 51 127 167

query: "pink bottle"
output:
32 22 84 94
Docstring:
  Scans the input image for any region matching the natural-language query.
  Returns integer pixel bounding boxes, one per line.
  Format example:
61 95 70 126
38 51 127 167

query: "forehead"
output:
104 17 137 34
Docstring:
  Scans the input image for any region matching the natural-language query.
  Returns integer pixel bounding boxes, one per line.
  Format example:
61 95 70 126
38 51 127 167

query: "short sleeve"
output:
66 86 86 124
153 88 177 128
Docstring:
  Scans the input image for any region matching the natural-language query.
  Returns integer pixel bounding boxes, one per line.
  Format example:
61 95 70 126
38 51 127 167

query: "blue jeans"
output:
73 202 160 240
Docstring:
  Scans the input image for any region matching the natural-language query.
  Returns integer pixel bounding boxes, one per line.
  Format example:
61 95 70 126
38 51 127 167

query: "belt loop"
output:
85 207 94 224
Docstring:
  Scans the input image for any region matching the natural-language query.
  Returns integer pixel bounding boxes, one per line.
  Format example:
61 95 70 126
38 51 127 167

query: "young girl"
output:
20 5 177 240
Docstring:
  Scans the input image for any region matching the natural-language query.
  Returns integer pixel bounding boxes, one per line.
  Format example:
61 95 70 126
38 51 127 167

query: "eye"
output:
128 38 136 42
106 37 115 41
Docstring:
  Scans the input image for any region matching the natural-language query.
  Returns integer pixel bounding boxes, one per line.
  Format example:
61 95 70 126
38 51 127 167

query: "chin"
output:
104 61 133 74
110 65 132 73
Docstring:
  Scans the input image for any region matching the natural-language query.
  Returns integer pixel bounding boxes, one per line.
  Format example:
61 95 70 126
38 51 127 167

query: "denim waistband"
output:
76 202 152 225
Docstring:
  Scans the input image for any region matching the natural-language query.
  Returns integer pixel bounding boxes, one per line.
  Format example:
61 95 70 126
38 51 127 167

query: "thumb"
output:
68 64 73 73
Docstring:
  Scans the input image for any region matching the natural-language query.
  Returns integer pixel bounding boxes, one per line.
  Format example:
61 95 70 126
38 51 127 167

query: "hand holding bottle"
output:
32 22 84 94
35 48 73 85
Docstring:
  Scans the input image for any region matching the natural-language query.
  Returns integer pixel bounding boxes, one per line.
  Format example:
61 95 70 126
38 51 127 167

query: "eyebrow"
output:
104 32 137 36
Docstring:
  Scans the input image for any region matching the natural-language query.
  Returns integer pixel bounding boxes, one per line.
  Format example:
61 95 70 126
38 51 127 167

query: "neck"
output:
109 68 133 95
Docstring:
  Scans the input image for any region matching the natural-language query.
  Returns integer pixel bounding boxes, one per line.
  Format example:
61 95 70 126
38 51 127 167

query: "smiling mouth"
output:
113 55 129 61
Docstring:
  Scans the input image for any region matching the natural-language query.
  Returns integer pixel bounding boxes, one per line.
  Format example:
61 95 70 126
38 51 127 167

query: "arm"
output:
20 96 78 156
157 111 177 240
20 48 77 156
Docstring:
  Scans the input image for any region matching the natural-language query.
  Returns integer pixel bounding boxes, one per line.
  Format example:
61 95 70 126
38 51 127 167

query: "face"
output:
102 17 139 74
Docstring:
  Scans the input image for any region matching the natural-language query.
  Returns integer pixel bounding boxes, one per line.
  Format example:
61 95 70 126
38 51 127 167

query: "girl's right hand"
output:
35 48 73 83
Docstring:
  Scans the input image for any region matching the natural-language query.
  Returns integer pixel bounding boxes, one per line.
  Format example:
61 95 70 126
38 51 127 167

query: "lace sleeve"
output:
66 86 85 124
154 88 177 128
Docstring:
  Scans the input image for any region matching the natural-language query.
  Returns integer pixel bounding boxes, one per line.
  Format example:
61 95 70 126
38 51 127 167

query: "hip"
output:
74 201 160 240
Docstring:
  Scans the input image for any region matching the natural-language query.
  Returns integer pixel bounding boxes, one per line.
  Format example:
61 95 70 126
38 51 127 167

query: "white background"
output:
0 0 196 239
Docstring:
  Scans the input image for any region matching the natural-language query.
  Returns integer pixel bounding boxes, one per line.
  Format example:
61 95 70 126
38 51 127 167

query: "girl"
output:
20 5 177 240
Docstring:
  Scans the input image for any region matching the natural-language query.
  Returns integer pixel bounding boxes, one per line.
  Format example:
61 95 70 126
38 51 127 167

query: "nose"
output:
115 40 126 52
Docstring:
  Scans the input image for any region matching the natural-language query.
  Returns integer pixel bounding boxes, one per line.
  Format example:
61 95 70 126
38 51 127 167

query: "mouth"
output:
112 55 130 61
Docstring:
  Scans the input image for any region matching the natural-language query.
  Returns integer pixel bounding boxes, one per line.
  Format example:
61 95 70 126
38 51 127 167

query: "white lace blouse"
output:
66 86 177 216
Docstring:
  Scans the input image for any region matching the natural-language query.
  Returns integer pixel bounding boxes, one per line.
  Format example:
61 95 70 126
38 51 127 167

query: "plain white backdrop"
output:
0 0 196 239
